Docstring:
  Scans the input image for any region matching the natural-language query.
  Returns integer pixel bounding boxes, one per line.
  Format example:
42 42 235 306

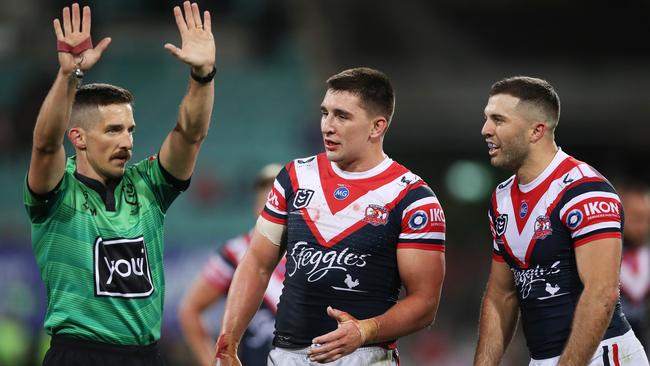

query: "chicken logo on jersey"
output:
344 274 359 289
364 204 389 226
533 215 553 239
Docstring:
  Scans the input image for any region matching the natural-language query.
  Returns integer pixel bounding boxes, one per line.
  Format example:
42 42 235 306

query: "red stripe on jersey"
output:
401 202 445 235
510 158 578 234
300 177 418 249
560 196 621 234
522 177 607 267
613 343 620 366
318 154 410 215
286 160 299 197
265 184 287 214
397 243 445 251
573 231 621 248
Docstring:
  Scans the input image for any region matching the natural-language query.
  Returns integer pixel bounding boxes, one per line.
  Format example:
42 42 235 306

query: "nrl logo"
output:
293 189 314 209
495 214 508 236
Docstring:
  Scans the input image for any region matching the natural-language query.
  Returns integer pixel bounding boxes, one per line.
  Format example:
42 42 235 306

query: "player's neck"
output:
334 149 386 173
516 142 559 185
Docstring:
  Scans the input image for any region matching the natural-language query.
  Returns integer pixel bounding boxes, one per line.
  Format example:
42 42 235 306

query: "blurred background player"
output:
617 179 650 351
178 163 285 366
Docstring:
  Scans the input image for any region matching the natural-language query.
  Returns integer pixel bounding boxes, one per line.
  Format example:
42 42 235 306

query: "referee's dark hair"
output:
70 83 133 129
326 67 395 124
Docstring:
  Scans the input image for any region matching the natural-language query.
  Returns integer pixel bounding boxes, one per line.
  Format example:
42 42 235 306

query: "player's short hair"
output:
70 83 134 129
326 67 395 123
490 76 560 129
254 163 282 191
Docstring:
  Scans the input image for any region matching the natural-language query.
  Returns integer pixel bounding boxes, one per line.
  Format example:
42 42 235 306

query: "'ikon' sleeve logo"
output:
94 236 154 298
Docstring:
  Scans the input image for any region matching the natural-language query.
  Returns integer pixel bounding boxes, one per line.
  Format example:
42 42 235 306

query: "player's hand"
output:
308 306 375 363
164 1 216 77
53 3 111 75
213 334 241 366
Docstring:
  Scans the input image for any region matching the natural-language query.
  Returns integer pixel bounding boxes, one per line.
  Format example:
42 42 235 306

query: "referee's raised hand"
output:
164 1 216 78
53 3 111 75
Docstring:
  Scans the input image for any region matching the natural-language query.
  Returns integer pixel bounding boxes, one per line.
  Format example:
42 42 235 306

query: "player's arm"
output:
178 275 226 366
557 238 622 366
29 4 110 194
214 219 285 366
309 249 445 364
159 1 215 181
473 259 519 366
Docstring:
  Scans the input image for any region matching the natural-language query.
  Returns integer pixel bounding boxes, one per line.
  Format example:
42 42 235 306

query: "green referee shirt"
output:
24 155 189 345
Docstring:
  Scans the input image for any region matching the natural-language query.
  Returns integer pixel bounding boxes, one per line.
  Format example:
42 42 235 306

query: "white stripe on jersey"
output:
571 221 621 238
495 163 585 264
576 163 599 178
265 202 287 216
273 179 286 198
402 196 440 218
294 161 420 243
399 232 446 240
559 191 620 218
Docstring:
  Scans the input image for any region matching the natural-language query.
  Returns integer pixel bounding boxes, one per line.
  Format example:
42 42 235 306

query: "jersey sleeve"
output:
260 165 292 225
201 248 235 292
558 180 623 247
23 168 70 224
396 184 446 251
488 197 504 262
132 155 190 213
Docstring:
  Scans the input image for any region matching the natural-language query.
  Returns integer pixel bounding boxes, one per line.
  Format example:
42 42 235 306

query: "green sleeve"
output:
131 155 191 213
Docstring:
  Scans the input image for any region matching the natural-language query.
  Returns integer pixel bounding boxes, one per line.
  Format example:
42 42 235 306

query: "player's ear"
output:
529 122 546 143
68 127 87 150
370 117 389 138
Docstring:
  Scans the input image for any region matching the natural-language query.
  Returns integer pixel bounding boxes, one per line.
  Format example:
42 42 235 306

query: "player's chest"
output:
494 191 571 266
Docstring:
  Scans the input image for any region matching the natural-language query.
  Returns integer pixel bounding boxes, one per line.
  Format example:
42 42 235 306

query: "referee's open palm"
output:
53 3 111 74
164 1 215 74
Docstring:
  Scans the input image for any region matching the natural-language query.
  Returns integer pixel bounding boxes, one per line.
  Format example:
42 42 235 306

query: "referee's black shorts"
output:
43 335 164 366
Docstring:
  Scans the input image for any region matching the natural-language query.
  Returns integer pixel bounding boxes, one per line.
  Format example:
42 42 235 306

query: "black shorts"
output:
43 335 164 366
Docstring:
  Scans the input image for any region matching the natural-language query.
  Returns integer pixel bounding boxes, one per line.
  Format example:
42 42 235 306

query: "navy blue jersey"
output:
261 154 445 348
489 149 630 359
201 232 285 365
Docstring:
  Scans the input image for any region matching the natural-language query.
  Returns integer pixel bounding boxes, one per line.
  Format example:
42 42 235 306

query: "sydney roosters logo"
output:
364 204 389 226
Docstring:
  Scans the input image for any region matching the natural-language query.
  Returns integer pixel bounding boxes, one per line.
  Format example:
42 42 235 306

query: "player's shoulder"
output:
290 154 320 168
390 160 438 201
494 175 516 193
558 157 614 195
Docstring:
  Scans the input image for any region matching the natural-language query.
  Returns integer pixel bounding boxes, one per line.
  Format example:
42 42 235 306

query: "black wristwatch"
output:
191 66 216 84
